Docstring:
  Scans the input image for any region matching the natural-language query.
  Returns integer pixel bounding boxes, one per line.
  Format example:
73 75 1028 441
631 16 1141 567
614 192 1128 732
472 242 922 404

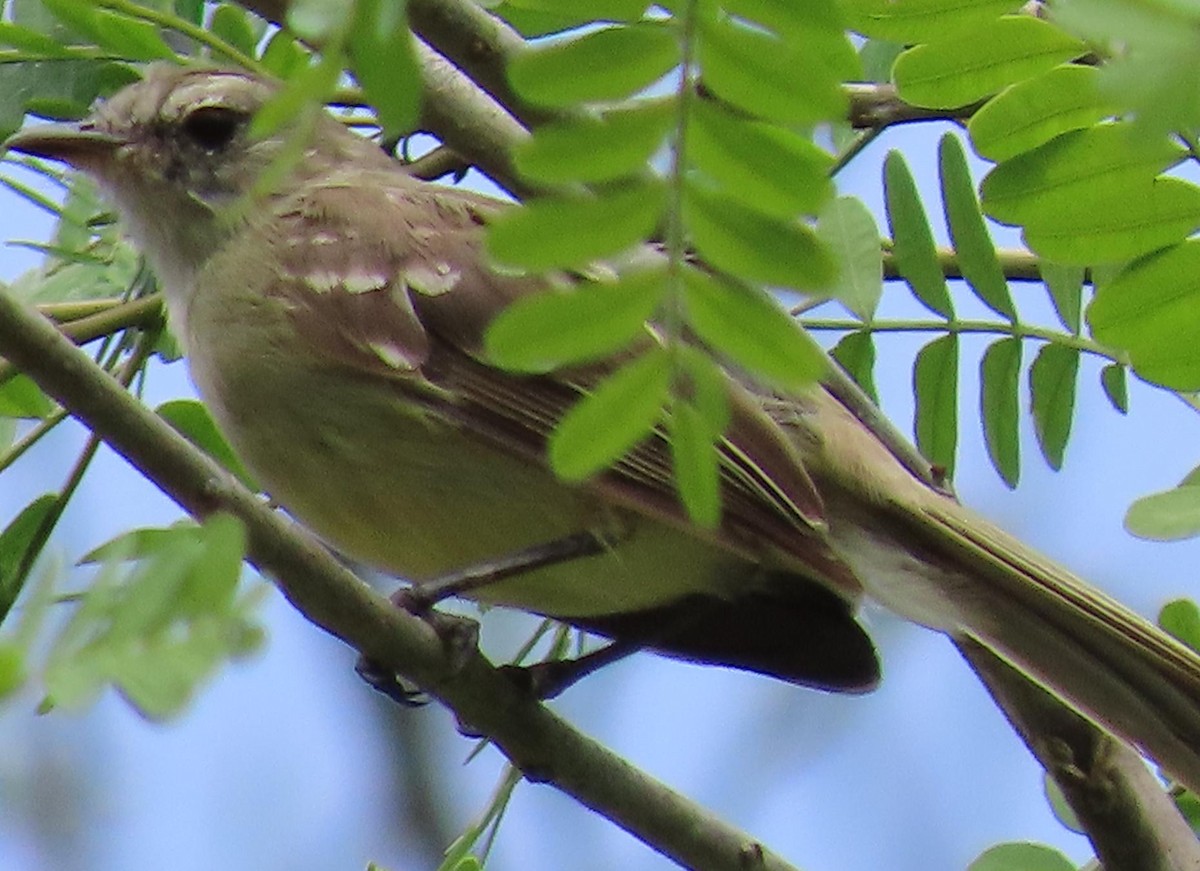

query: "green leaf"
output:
210 4 259 58
79 524 203 565
980 337 1022 488
981 123 1185 227
884 151 953 318
549 349 671 480
43 516 258 719
1160 599 1200 653
0 494 56 624
721 0 860 80
844 0 1024 43
937 135 1014 320
0 374 55 419
968 64 1112 162
1039 262 1084 333
913 334 958 478
484 269 666 372
831 331 878 404
894 16 1086 110
1100 363 1128 414
349 0 421 137
248 55 341 140
859 38 904 83
1088 239 1200 389
0 22 75 56
689 99 834 219
697 13 846 124
514 101 673 185
684 182 835 291
499 0 650 21
1127 482 1200 542
669 401 721 528
42 1 175 61
722 0 845 40
1029 344 1078 471
259 30 311 78
816 196 883 319
156 400 259 491
1023 177 1200 265
487 181 665 270
681 267 827 390
509 22 678 107
968 842 1075 871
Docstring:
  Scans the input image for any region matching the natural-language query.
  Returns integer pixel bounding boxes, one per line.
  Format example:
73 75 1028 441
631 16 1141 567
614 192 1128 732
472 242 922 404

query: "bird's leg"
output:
399 530 612 610
358 530 617 705
501 639 643 699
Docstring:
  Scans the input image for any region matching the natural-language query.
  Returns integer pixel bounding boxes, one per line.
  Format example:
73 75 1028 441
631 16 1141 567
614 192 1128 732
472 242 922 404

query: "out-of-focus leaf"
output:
669 401 721 528
884 151 953 318
681 267 827 390
1088 240 1200 389
43 515 259 720
697 13 846 124
894 16 1085 109
259 30 310 78
722 0 860 80
816 196 883 319
913 334 958 479
349 0 421 137
938 134 1014 320
0 22 74 56
485 269 665 372
689 99 833 218
684 182 836 291
968 64 1111 162
514 101 673 185
509 23 678 107
0 494 56 624
980 337 1022 487
844 0 1023 42
1029 343 1078 470
968 842 1075 871
210 4 259 58
550 348 671 480
488 181 665 270
41 1 175 60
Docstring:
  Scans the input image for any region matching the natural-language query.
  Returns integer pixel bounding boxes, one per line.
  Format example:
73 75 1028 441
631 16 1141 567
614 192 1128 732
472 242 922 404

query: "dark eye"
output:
179 106 246 151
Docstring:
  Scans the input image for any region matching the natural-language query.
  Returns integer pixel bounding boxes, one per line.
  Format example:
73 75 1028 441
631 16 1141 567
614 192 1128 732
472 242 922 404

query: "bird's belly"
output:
191 356 747 618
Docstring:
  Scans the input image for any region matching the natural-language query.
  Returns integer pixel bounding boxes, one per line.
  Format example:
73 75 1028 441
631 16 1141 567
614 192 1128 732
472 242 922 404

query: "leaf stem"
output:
803 317 1122 360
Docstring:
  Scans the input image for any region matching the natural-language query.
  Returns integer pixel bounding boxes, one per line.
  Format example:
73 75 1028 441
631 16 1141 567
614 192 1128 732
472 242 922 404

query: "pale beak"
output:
5 122 124 170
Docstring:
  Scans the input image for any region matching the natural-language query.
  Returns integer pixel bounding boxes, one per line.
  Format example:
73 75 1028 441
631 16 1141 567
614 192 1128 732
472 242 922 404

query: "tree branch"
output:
959 640 1200 871
0 291 808 871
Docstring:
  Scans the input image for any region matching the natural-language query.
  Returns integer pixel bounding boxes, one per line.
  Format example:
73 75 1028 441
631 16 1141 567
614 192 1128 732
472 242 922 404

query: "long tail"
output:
892 497 1200 794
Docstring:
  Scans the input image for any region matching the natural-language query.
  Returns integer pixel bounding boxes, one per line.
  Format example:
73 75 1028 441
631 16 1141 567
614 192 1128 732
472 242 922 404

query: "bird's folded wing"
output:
260 176 866 600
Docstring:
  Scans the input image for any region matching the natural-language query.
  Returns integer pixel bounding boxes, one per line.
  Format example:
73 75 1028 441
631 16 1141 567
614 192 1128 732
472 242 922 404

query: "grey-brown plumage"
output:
10 64 1200 792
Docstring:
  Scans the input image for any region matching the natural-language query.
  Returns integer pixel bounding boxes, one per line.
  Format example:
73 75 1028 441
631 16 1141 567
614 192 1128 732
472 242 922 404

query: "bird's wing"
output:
258 174 865 599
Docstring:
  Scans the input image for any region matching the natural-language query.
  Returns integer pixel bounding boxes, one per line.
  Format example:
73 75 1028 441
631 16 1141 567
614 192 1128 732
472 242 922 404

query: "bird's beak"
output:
4 122 124 170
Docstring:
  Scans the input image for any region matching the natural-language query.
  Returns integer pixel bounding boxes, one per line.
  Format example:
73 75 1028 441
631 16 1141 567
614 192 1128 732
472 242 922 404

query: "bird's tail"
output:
887 497 1200 795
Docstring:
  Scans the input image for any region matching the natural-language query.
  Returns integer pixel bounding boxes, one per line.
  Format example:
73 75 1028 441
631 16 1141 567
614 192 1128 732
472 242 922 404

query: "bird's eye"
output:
179 106 246 152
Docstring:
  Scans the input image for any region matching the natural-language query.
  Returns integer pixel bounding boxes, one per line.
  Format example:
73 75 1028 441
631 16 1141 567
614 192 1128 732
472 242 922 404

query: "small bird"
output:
10 64 1200 791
